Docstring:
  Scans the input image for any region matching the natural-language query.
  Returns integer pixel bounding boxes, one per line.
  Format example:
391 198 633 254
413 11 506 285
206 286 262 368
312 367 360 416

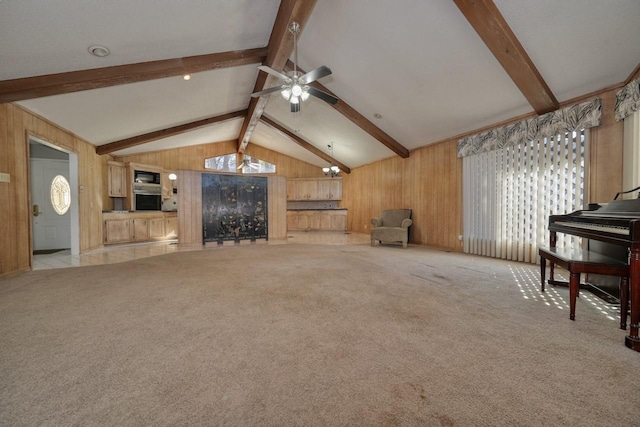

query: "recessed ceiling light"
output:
183 74 191 81
88 45 110 57
374 113 383 119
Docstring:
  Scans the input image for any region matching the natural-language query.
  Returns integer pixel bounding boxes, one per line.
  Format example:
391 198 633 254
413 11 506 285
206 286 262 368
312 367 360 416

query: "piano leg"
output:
620 277 629 330
569 272 579 321
541 256 546 292
549 231 556 286
625 249 640 351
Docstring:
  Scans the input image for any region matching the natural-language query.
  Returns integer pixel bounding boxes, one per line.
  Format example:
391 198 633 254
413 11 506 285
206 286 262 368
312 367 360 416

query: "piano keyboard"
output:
555 221 629 235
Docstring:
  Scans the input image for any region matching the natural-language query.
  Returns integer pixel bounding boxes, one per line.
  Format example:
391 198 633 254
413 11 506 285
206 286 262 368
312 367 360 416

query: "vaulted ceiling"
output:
2 0 639 171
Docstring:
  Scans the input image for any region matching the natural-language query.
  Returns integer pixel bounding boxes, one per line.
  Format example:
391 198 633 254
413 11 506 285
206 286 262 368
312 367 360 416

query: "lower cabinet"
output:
132 218 149 241
287 210 347 231
103 213 177 244
149 218 165 240
104 219 131 244
165 216 178 239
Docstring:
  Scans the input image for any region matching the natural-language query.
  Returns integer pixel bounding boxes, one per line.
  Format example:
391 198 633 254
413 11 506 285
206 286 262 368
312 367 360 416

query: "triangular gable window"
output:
204 154 236 172
241 155 276 174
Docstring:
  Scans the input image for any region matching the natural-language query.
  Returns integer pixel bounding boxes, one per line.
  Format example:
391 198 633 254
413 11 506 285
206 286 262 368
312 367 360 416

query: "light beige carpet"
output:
1 243 639 426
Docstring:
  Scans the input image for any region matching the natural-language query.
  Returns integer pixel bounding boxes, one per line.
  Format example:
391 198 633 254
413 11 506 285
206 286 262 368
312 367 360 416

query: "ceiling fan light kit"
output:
251 21 338 113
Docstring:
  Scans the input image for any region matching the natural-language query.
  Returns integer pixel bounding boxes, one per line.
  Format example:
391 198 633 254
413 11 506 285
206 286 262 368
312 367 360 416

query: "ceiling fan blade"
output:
257 65 291 82
291 102 300 113
251 85 283 98
300 65 332 84
307 86 339 105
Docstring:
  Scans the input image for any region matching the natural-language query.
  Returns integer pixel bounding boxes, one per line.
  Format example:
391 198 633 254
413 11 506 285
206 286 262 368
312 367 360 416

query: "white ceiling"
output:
3 0 640 170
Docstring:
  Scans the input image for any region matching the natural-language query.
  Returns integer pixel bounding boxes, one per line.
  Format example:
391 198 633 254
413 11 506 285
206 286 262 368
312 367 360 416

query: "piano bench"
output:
538 246 629 329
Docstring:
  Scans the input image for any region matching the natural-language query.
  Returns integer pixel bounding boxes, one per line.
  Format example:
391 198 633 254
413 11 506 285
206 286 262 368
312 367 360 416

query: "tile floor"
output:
32 232 372 270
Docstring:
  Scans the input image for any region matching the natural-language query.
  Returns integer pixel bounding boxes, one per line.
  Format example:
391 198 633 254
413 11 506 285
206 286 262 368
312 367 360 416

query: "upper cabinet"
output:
287 177 342 201
317 179 342 200
107 161 127 197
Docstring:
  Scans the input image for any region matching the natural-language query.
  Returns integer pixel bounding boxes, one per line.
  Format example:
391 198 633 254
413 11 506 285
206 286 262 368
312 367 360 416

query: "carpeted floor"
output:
1 243 639 426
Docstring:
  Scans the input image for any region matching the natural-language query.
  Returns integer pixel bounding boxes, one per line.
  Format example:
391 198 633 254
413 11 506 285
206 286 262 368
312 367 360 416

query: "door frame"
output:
27 134 80 258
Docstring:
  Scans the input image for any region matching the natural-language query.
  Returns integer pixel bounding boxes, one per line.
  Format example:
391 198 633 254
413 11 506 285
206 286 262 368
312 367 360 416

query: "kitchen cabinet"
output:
104 219 131 244
103 212 178 244
296 180 318 200
149 217 165 240
107 161 127 197
317 179 342 200
287 178 342 200
287 212 310 230
132 218 149 241
331 212 347 231
287 210 346 231
165 216 178 239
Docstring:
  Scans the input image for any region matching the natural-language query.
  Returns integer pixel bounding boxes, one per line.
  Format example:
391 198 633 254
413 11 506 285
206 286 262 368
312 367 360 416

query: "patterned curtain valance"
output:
615 77 640 122
457 98 602 158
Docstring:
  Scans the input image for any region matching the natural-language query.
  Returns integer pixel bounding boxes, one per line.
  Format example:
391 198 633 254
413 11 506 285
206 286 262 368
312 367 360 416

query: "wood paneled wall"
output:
116 140 323 178
0 84 625 275
588 88 624 202
342 88 624 253
244 145 325 178
341 140 463 251
0 104 104 276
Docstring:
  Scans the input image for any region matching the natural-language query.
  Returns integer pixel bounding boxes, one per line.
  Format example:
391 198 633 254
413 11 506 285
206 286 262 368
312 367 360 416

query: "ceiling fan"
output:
237 158 259 170
251 21 339 113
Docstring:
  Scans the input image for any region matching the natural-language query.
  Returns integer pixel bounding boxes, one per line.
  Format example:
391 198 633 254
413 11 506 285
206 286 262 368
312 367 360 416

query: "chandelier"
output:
323 143 340 177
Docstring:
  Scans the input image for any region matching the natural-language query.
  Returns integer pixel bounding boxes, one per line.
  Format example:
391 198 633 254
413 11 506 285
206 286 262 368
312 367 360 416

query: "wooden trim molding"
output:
0 48 267 103
96 110 247 155
260 115 351 174
237 0 317 153
454 0 559 114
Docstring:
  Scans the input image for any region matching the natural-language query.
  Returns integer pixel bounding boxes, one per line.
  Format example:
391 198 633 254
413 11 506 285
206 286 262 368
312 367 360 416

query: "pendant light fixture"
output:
323 143 340 177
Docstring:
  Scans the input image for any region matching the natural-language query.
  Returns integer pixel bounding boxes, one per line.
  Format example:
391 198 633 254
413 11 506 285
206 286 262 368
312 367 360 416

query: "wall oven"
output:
133 184 162 211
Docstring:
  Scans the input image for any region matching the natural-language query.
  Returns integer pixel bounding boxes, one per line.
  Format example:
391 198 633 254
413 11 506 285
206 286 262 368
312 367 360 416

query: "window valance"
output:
457 98 602 158
615 77 640 122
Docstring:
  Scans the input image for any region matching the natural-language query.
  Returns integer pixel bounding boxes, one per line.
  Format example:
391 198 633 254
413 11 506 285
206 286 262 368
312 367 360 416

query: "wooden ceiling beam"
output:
96 109 247 155
284 60 410 158
237 0 317 153
260 116 351 174
0 48 267 103
454 0 559 114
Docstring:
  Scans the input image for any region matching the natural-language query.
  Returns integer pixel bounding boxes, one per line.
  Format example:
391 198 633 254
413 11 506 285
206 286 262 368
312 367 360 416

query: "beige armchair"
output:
371 209 412 248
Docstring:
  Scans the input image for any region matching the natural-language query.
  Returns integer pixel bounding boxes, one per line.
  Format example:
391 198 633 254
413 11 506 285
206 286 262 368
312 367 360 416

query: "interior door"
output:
31 158 71 251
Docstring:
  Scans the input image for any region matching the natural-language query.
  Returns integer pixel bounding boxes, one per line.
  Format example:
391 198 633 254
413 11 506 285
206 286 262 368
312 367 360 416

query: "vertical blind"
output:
463 130 588 264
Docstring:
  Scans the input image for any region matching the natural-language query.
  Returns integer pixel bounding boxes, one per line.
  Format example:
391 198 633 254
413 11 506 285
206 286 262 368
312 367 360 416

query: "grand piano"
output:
548 194 640 352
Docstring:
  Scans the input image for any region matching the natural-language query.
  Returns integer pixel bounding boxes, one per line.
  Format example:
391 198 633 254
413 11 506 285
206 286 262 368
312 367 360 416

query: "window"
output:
463 130 588 263
241 155 276 174
50 175 71 215
204 153 276 174
205 154 236 172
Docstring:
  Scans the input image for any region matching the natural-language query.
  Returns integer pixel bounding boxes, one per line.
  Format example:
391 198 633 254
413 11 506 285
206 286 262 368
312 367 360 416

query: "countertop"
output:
287 208 347 211
102 211 177 218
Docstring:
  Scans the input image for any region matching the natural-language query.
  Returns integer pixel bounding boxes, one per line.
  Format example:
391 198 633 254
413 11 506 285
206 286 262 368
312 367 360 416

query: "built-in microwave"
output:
134 170 161 185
